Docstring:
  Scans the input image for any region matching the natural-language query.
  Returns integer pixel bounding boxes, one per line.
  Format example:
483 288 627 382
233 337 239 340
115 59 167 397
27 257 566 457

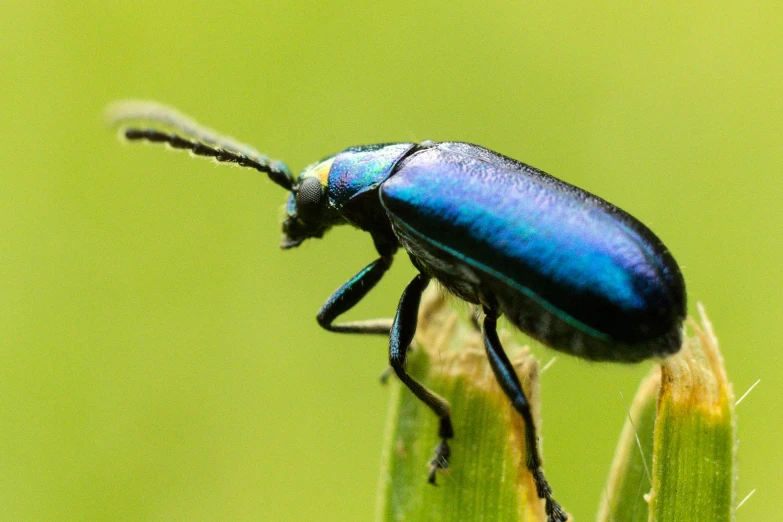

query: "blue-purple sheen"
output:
379 145 674 337
328 143 415 210
285 192 297 217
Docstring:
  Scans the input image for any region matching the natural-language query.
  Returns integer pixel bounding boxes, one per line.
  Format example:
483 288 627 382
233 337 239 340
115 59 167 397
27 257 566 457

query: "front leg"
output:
316 256 394 335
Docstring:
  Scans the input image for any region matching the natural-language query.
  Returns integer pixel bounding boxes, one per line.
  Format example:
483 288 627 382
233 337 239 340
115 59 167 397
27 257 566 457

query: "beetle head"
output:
281 158 341 249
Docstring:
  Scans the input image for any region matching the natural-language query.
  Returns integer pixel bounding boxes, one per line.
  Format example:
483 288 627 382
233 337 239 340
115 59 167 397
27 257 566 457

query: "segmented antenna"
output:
106 101 294 191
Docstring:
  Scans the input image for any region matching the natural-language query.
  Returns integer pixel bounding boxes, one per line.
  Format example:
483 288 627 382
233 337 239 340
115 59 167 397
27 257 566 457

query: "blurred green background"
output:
1 2 780 520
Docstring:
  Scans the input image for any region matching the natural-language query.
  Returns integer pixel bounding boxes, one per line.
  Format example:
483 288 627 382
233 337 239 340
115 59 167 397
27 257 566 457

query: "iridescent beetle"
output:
108 101 686 522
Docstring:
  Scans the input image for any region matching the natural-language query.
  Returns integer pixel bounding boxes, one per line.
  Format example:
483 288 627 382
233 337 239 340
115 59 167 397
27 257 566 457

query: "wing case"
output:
380 142 685 361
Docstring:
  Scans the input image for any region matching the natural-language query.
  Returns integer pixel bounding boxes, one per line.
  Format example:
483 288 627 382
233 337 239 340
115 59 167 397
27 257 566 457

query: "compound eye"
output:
295 177 324 220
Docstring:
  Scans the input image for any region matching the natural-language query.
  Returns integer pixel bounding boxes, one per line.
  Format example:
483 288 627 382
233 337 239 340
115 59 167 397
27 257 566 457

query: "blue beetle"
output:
109 101 686 522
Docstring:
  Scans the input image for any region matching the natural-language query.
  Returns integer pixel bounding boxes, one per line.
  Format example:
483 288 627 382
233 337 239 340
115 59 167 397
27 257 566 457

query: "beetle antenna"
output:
106 100 294 191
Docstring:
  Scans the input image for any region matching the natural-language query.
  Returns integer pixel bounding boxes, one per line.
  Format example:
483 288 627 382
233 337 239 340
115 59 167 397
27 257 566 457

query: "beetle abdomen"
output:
380 143 686 362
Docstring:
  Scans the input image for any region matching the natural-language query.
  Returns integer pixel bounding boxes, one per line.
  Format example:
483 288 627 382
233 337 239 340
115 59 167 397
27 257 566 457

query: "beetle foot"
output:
532 469 568 521
427 439 451 485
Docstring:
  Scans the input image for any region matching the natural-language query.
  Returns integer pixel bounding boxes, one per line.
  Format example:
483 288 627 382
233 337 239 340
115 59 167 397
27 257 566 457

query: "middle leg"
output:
389 273 454 484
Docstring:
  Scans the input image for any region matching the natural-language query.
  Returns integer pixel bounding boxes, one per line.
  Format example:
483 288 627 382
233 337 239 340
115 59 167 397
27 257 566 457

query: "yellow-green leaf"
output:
597 370 658 522
598 304 736 522
649 305 736 522
375 288 552 522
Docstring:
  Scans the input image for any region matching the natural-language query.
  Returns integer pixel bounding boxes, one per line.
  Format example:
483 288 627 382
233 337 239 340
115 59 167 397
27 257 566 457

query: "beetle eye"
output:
295 177 324 220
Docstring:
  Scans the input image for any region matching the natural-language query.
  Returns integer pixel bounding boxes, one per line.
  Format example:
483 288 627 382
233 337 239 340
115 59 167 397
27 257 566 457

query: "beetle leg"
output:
389 273 454 485
316 257 394 335
483 309 567 522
